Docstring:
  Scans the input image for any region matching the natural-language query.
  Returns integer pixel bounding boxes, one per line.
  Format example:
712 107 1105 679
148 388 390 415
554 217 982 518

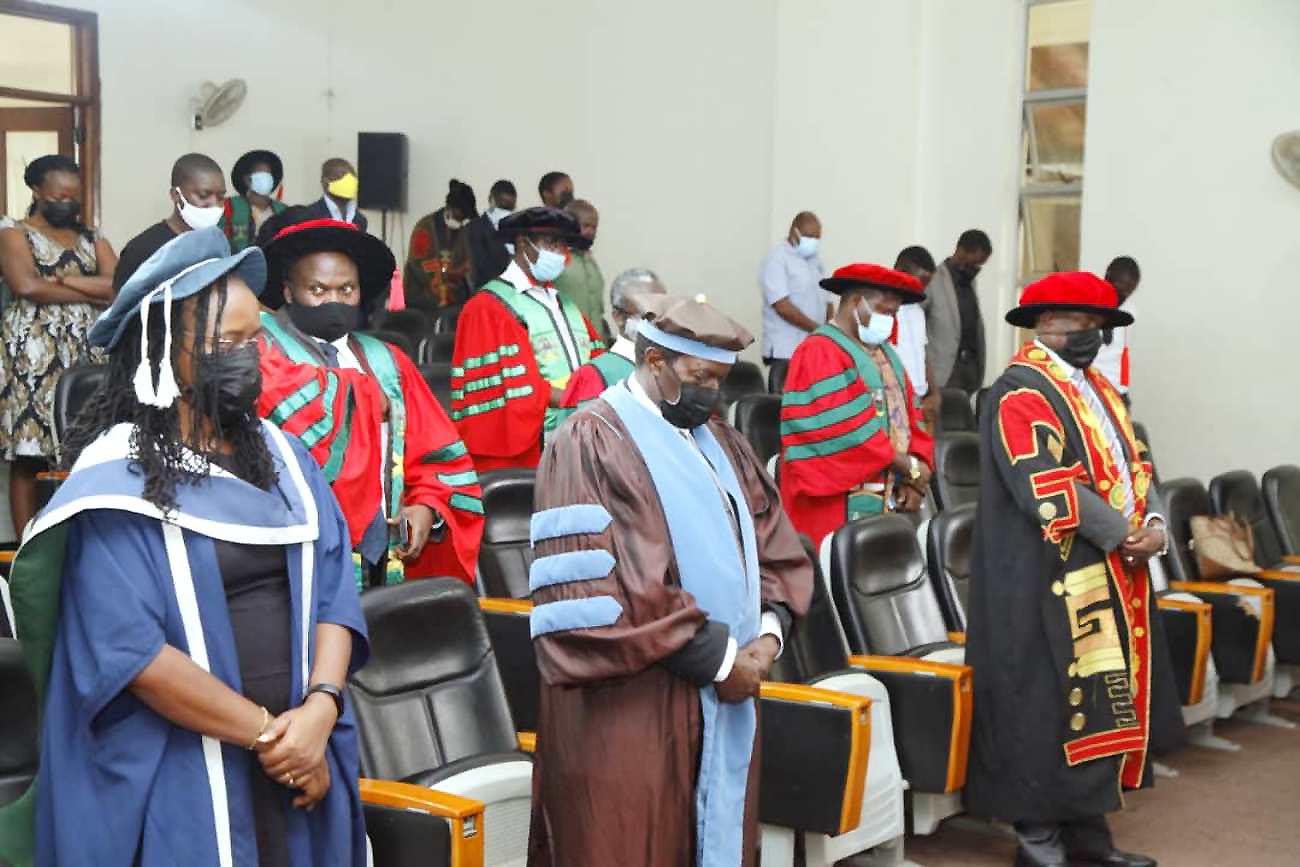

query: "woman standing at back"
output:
0 154 117 533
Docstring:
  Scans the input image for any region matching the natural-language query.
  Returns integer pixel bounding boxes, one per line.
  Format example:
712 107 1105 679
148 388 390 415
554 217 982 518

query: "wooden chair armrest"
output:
1169 582 1275 683
359 778 485 867
1256 569 1300 583
516 731 536 753
1282 555 1300 566
478 597 533 614
35 470 69 482
946 631 966 645
1156 598 1213 705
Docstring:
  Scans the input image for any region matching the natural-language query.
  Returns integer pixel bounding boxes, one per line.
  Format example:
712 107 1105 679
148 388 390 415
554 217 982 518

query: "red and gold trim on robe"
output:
1006 343 1156 790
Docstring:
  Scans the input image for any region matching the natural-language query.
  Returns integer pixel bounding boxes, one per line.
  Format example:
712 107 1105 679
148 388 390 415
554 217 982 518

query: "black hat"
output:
497 206 582 244
261 218 395 310
231 149 284 196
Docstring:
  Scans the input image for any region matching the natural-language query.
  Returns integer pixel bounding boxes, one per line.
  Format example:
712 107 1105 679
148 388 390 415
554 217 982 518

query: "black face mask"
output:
953 263 981 284
287 301 362 343
40 199 81 228
195 343 262 429
555 191 575 209
1057 328 1103 369
656 364 720 430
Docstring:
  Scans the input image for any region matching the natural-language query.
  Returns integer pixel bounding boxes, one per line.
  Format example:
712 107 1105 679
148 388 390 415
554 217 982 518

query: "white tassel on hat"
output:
132 258 218 409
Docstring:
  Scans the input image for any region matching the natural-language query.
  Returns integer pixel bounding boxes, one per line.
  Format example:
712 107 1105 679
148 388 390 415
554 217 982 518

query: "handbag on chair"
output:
1190 513 1261 579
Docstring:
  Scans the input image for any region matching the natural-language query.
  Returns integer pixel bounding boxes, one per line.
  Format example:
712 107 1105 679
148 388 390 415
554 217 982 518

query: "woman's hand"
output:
290 756 333 811
256 693 338 785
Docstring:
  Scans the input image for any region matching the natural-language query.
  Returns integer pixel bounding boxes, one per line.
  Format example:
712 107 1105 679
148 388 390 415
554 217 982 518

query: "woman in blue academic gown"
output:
0 226 369 867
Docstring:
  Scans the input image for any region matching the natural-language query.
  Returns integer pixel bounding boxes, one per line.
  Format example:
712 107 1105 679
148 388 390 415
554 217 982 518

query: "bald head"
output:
171 152 223 188
566 199 599 245
788 211 822 249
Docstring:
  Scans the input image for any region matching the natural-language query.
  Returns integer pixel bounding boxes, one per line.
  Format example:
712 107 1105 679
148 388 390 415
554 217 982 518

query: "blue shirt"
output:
759 241 829 359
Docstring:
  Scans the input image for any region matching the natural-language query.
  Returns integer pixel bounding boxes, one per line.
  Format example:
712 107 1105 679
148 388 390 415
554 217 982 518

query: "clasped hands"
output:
252 692 339 810
716 634 781 704
892 451 932 513
1120 524 1166 566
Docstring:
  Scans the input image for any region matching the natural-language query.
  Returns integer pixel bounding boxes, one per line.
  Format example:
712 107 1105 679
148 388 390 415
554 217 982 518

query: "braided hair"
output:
62 278 277 514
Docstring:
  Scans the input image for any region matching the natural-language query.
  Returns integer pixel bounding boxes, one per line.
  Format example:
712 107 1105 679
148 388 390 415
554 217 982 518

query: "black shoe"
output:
1014 846 1068 867
1067 849 1156 867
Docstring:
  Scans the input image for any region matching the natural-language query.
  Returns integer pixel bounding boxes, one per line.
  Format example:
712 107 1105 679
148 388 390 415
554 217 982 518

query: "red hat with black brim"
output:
261 218 396 311
1004 271 1134 328
819 263 925 303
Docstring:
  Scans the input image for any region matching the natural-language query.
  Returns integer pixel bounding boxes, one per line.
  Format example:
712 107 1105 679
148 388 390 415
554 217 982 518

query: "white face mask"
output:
445 213 465 231
794 229 820 259
175 187 223 230
622 315 643 341
856 303 894 346
247 171 276 197
487 206 512 229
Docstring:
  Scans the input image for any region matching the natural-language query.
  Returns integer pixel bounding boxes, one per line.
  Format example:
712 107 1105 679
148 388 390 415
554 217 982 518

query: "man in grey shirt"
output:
924 229 992 396
759 211 831 391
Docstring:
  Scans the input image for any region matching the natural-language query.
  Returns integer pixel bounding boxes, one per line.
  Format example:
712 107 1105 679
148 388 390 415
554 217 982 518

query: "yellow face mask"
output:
326 172 359 200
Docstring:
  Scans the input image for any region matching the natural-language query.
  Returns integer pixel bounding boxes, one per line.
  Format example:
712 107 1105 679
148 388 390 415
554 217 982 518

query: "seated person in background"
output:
222 149 288 252
0 226 367 867
466 179 516 290
553 199 604 328
404 179 476 312
114 152 227 291
302 158 367 231
892 245 940 428
779 263 934 545
1094 255 1141 403
558 267 667 413
450 206 603 472
0 154 116 534
528 293 811 866
258 218 482 587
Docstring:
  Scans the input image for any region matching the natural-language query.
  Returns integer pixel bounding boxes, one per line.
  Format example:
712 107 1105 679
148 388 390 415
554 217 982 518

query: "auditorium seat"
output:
361 780 486 867
361 329 417 361
477 470 536 598
0 551 13 637
422 332 457 365
0 638 37 808
473 594 882 866
722 360 765 407
973 387 991 427
52 362 107 444
929 432 981 511
375 309 434 352
731 394 783 467
925 503 974 632
936 387 975 432
1209 469 1300 694
433 304 463 335
352 579 533 866
1160 477 1282 714
767 360 788 394
1132 421 1160 484
1263 464 1300 557
418 362 454 413
824 517 974 834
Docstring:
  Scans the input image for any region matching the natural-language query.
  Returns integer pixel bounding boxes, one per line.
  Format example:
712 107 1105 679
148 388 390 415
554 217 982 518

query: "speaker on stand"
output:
357 132 408 245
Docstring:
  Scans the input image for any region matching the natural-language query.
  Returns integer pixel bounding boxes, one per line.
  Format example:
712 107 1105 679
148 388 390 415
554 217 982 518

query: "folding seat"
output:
722 359 765 407
1263 464 1300 556
767 360 789 394
360 329 418 361
929 432 981 511
52 363 108 445
418 362 454 414
1160 477 1284 717
351 579 534 866
1209 469 1300 696
476 470 536 599
476 598 539 741
375 309 434 353
936 386 975 432
424 332 458 365
433 304 463 336
0 638 38 808
823 516 973 834
973 386 991 427
730 394 783 468
925 503 974 632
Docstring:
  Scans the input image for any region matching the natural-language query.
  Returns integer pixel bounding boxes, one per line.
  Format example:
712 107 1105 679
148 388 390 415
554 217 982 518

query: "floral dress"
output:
0 220 106 461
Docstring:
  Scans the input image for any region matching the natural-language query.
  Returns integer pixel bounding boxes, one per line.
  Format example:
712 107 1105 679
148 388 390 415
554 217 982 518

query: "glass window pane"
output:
0 14 75 95
1024 100 1086 182
1026 0 1091 91
1020 194 1081 277
6 130 61 217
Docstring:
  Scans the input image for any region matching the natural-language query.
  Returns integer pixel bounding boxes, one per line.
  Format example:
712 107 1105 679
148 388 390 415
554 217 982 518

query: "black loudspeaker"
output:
357 132 407 211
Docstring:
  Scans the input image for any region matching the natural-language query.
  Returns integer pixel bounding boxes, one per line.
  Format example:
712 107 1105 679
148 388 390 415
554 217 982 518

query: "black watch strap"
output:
307 682 345 717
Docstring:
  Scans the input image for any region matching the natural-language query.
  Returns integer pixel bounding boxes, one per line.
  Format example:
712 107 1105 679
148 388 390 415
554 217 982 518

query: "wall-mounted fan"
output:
192 79 247 130
1271 131 1300 190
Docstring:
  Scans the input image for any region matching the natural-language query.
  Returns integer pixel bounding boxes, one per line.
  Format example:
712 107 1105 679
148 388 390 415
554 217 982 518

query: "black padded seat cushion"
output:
1263 465 1300 554
1210 470 1283 568
364 802 454 867
477 470 537 598
758 694 856 836
732 395 783 468
926 503 975 632
931 432 981 510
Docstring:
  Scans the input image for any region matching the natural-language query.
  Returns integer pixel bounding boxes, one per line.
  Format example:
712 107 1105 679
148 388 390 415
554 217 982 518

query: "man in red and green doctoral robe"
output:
257 217 483 587
450 206 603 472
779 263 935 546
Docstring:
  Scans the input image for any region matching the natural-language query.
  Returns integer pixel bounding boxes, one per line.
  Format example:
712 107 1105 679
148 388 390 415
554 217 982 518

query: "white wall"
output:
1082 0 1300 480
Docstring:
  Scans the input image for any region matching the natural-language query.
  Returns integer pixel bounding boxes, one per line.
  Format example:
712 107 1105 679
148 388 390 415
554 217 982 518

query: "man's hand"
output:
921 391 941 429
393 504 437 562
1120 526 1166 565
290 756 332 811
550 385 566 407
741 635 781 679
895 484 924 513
256 693 338 787
906 459 933 492
892 451 913 476
716 650 764 704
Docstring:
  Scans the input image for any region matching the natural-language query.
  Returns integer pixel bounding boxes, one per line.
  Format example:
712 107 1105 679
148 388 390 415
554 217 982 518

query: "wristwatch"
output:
307 682 345 718
908 456 922 481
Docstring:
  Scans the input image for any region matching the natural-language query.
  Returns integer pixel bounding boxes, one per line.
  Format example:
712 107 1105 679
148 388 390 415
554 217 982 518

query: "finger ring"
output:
286 774 295 787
